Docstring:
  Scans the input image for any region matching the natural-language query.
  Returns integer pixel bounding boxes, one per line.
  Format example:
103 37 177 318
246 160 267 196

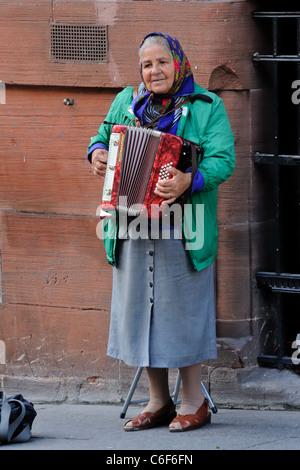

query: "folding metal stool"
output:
120 367 218 418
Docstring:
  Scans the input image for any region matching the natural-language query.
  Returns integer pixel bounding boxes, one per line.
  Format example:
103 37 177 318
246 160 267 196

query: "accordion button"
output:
149 251 154 256
149 266 153 272
149 282 153 288
150 298 154 303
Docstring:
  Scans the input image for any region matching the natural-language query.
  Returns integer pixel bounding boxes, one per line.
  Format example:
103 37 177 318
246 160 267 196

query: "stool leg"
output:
201 380 218 414
171 371 181 404
120 367 144 418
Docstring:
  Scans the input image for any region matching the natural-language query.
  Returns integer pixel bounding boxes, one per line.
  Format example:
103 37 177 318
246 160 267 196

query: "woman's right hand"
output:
91 148 108 178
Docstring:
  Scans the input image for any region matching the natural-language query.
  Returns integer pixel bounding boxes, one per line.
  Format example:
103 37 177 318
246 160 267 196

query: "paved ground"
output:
1 402 299 451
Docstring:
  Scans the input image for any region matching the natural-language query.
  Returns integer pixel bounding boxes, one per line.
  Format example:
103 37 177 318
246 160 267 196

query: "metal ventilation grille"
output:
50 24 108 62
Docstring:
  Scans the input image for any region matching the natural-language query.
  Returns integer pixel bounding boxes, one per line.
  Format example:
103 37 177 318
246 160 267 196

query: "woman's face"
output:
141 44 175 94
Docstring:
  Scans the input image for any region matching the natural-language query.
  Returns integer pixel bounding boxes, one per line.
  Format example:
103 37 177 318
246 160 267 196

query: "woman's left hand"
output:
154 167 192 205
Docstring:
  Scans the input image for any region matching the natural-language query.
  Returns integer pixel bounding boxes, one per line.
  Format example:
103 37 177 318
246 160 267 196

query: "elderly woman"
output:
88 32 235 432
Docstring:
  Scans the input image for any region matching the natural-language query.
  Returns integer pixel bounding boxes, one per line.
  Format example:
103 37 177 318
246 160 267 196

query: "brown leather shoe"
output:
169 398 211 432
123 398 176 431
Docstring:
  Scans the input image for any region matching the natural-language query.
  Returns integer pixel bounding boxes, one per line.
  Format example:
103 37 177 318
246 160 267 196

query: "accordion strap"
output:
179 143 198 206
133 86 138 98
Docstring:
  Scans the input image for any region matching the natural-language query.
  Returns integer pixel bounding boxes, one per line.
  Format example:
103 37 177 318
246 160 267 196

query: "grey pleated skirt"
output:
107 228 217 368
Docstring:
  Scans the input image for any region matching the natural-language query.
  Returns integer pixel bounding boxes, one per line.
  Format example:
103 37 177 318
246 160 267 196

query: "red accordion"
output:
100 125 194 218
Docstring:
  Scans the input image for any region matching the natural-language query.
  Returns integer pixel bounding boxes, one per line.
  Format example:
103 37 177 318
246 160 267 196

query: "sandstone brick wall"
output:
0 0 272 402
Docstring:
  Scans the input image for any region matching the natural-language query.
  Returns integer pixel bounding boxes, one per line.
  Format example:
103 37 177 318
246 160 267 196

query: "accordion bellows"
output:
101 125 193 218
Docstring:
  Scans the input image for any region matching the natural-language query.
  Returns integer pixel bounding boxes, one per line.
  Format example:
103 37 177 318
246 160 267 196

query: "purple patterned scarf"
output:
132 32 194 133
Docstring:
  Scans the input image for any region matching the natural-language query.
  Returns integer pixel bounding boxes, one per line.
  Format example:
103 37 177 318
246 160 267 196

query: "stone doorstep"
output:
210 366 300 410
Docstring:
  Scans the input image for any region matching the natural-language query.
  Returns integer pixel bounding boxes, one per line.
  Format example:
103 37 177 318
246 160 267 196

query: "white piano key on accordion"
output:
102 132 121 203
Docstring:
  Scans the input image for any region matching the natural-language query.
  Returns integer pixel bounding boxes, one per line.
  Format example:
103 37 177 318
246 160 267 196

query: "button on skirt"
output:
107 231 217 368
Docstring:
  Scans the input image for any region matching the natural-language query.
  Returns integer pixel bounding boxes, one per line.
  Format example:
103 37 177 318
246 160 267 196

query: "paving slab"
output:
0 403 299 451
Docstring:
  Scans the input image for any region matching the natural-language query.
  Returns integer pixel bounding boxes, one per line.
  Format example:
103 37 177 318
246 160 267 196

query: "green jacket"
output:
88 83 235 271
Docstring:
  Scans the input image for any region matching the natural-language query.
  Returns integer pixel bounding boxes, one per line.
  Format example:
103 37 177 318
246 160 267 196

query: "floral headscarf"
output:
132 32 194 132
